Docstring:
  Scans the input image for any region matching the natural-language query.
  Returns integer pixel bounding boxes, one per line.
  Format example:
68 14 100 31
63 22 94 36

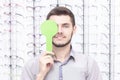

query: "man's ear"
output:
73 26 77 34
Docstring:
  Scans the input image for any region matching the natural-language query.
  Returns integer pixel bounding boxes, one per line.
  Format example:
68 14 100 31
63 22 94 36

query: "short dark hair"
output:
46 6 75 26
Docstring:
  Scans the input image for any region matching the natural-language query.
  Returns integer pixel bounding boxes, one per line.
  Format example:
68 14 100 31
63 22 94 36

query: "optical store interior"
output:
0 0 120 80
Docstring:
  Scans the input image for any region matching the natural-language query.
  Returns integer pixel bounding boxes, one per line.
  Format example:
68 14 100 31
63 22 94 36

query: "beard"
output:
52 38 71 47
52 32 73 47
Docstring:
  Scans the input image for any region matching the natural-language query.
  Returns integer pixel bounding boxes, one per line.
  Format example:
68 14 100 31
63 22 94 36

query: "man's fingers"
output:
42 55 54 64
41 51 55 59
46 53 55 58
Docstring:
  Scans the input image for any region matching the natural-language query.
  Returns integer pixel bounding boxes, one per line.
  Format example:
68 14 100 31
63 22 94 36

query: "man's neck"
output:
52 44 71 62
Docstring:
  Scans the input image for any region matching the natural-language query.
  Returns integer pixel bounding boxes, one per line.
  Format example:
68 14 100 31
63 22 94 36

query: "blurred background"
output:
0 0 120 80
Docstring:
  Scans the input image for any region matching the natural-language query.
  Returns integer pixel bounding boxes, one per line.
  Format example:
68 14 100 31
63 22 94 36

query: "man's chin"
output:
52 38 71 47
53 42 70 47
53 43 66 47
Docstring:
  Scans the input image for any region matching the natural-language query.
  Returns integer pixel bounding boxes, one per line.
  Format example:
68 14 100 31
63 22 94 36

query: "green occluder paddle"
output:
40 20 58 51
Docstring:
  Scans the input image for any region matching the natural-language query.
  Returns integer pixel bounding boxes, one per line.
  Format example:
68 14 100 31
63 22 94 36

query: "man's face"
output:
49 15 76 47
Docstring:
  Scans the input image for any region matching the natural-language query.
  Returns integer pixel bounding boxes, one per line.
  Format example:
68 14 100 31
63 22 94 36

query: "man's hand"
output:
36 51 55 80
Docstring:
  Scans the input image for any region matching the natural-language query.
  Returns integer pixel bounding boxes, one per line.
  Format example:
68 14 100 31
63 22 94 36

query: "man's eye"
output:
63 25 69 28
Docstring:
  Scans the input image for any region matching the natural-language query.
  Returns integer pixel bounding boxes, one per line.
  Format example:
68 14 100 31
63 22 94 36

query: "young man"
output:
21 7 102 80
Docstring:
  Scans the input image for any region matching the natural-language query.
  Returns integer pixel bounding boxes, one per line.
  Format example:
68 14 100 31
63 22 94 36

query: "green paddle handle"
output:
46 36 52 51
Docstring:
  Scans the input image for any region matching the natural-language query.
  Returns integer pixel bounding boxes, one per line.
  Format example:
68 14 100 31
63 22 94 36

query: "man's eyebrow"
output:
62 23 69 25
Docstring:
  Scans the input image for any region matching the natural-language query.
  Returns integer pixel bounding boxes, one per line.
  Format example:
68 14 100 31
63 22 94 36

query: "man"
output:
21 6 102 80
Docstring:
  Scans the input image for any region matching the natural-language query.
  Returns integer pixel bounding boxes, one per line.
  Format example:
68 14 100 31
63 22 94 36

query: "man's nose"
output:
58 26 62 33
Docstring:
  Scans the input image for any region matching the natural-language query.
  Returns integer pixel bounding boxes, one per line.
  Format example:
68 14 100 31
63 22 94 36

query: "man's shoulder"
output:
22 54 40 75
73 52 96 65
73 53 89 60
25 54 40 66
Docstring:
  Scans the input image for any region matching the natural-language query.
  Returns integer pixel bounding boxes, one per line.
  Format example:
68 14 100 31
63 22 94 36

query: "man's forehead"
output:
49 15 71 24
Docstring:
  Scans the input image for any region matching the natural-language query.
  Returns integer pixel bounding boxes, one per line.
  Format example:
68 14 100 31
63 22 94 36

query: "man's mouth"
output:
54 35 65 39
57 36 63 39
